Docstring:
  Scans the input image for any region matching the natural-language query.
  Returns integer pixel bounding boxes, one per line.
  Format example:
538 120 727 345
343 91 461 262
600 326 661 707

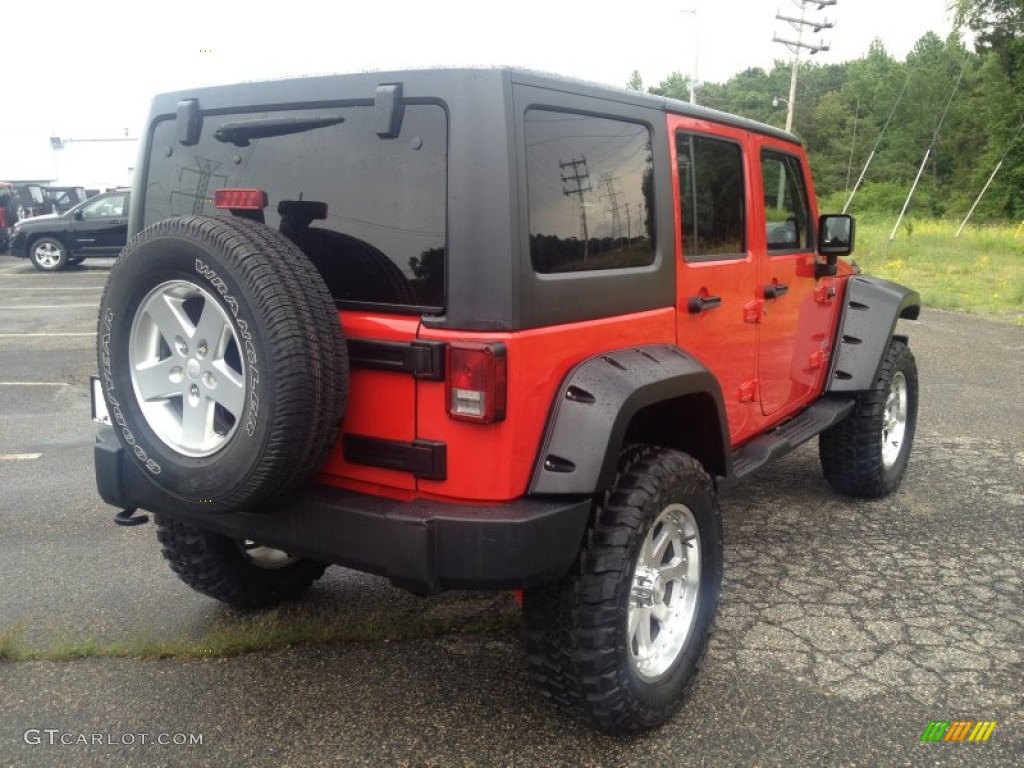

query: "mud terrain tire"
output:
156 517 328 608
819 339 918 498
523 446 723 734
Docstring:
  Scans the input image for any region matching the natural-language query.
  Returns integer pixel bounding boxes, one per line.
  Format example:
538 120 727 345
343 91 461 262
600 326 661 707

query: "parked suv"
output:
44 186 89 214
0 182 23 251
92 69 920 734
12 183 48 217
10 188 129 270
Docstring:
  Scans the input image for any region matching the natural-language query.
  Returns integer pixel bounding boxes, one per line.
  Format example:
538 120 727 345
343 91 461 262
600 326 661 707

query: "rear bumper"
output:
95 426 590 595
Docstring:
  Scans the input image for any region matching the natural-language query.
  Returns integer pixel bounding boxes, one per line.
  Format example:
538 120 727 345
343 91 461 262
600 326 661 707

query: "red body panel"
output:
318 311 420 490
669 116 761 443
319 116 844 502
753 134 829 419
415 309 676 502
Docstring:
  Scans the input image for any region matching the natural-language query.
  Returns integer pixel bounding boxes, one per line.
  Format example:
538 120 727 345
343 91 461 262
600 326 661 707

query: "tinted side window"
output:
761 151 812 251
676 133 746 260
144 104 447 310
525 110 655 274
81 194 126 219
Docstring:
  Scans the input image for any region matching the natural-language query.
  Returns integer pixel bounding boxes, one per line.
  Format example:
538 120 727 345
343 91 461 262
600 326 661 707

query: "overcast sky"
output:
5 0 958 139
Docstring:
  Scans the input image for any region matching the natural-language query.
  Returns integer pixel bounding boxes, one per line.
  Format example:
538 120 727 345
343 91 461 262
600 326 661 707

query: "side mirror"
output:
817 214 855 259
74 210 84 221
815 214 854 279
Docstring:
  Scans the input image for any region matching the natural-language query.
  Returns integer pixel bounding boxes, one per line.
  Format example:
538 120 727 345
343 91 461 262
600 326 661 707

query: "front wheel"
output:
156 518 328 608
523 446 723 734
819 339 919 497
30 238 68 271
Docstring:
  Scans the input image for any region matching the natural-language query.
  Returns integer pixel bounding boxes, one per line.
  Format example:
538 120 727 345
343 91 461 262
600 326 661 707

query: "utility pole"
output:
560 156 592 260
681 5 700 105
772 1 836 133
599 174 623 240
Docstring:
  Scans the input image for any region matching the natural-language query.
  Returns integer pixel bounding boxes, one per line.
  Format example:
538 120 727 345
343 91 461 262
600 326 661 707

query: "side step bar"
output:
721 398 855 489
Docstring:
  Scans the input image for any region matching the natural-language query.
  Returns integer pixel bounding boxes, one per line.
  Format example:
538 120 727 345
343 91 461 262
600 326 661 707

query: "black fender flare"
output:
529 345 731 495
827 275 920 393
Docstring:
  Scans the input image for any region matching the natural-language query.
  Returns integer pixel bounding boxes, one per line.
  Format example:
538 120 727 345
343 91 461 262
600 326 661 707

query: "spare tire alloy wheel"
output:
97 215 348 515
31 238 68 271
129 279 246 458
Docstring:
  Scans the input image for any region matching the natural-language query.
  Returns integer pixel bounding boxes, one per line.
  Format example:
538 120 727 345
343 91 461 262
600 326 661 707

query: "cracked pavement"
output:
0 259 1021 767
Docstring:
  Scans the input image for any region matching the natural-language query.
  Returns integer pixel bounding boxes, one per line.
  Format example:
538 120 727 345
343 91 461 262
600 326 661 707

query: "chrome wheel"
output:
33 241 63 268
129 280 246 457
238 540 301 569
881 371 908 469
628 503 701 682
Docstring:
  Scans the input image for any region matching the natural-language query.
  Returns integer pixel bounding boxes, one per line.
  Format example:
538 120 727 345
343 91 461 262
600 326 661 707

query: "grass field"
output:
850 218 1024 325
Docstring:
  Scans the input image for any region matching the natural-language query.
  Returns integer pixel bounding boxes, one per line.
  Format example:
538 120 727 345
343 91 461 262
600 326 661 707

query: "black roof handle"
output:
176 99 201 146
375 83 405 138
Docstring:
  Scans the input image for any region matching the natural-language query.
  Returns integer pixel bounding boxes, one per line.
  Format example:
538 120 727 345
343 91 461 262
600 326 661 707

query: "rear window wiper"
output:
213 116 345 146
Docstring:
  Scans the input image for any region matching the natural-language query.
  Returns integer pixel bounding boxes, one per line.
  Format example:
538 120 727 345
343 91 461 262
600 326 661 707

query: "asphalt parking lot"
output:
0 253 1021 767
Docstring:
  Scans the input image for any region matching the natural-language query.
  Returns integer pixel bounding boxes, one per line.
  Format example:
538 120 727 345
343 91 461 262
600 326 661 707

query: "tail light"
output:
447 342 507 424
0 208 6 228
214 188 268 211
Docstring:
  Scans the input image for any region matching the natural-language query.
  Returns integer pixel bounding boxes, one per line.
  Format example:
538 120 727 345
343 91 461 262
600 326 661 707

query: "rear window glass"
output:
525 109 656 274
144 104 448 310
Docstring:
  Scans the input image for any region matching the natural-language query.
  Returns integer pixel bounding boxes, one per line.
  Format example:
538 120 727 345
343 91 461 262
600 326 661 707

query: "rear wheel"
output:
523 446 723 734
156 517 327 608
30 238 68 271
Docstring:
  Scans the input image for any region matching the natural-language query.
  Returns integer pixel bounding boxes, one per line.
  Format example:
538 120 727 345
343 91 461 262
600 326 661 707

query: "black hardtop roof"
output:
148 67 801 146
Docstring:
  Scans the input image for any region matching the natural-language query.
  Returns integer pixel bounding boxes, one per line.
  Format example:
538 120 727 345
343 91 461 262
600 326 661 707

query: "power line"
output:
956 119 1024 236
843 68 913 212
889 63 967 241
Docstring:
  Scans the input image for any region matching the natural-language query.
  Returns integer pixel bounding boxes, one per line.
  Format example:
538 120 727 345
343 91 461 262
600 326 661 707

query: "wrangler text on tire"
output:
96 215 348 515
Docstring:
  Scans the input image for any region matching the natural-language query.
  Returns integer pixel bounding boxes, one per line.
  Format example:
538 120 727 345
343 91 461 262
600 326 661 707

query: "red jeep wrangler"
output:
93 68 919 733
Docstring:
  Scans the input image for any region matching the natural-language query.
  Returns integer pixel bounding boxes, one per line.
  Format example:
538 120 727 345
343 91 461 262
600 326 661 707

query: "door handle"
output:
763 283 789 299
687 295 723 314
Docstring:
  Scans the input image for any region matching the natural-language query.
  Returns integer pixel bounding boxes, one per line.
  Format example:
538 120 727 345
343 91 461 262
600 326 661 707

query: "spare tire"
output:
97 215 348 514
